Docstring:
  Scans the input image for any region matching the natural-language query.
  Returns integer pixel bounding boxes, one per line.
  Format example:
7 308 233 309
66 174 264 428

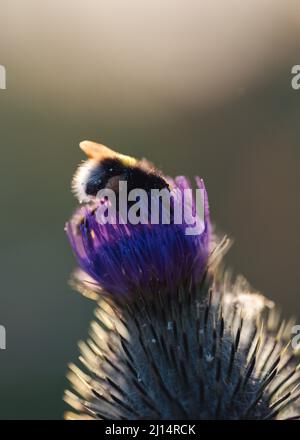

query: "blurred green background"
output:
0 1 300 419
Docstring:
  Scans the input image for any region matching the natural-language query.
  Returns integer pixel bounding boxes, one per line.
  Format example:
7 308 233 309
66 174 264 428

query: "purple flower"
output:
66 176 211 297
65 147 300 420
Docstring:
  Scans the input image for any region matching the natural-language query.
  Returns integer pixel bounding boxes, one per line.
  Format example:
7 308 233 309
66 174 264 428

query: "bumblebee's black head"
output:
84 158 126 197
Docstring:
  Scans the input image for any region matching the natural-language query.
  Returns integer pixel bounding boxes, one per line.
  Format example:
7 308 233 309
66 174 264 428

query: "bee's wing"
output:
79 140 117 160
79 140 138 167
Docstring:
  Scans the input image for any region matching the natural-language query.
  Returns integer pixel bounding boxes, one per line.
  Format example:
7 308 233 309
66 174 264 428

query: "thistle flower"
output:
66 176 211 297
64 144 300 420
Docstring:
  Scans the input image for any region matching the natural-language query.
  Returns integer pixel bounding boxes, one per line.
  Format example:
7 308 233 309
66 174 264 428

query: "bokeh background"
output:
0 0 300 419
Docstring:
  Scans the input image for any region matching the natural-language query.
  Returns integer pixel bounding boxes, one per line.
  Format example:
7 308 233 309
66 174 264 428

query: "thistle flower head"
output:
65 143 300 420
66 176 211 297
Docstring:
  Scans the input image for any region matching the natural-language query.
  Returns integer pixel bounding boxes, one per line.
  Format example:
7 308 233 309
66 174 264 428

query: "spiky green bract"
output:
64 266 300 420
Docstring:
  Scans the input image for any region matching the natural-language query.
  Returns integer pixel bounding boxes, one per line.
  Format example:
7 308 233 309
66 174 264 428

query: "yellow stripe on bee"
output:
118 154 138 167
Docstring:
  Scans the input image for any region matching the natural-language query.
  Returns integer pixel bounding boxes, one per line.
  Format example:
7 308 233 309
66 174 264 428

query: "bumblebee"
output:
72 141 169 203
